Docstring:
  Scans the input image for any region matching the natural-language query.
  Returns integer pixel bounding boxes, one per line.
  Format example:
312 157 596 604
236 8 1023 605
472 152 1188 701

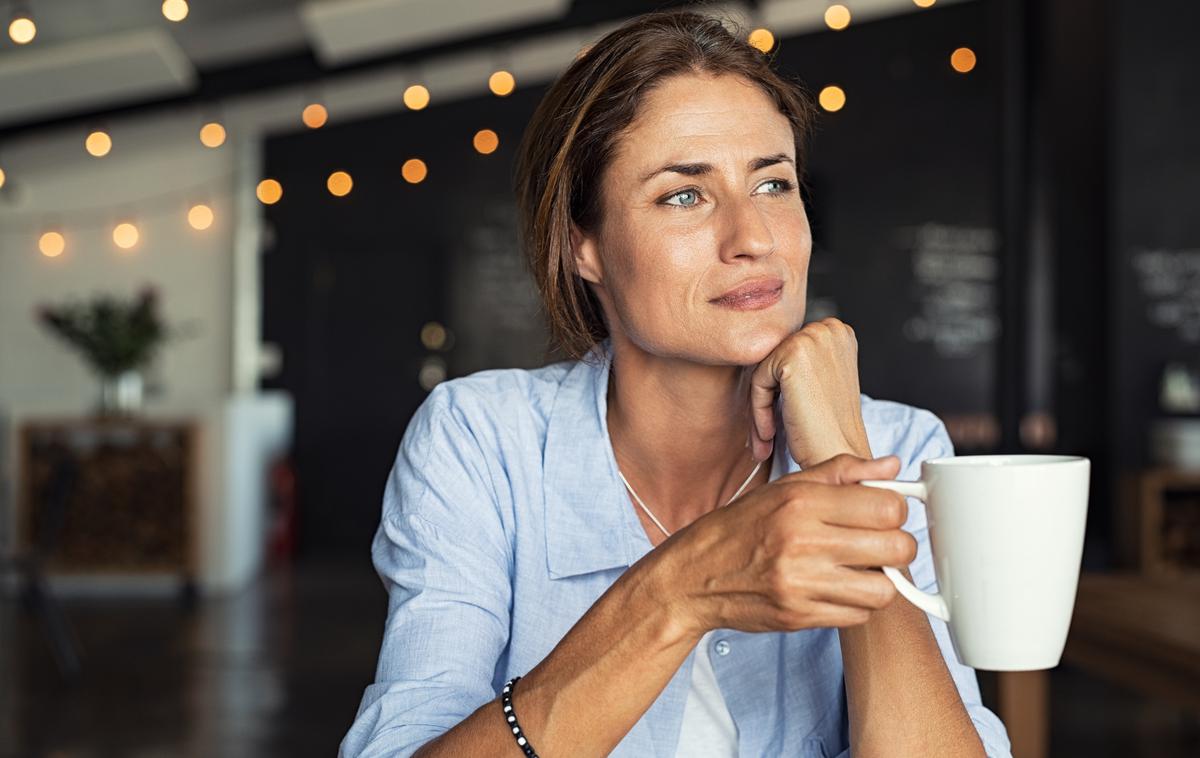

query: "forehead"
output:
613 73 795 166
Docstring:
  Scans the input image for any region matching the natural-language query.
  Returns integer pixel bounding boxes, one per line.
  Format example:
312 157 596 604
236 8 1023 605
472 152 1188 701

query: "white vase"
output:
98 370 144 415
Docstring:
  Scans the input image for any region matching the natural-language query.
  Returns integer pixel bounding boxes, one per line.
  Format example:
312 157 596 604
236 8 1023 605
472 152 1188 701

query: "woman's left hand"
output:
748 318 872 468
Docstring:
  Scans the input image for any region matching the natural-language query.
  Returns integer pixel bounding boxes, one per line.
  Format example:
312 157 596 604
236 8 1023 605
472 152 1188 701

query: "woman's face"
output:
573 72 812 367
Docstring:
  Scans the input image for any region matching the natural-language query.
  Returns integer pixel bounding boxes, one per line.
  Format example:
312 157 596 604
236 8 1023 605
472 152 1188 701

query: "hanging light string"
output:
0 171 235 237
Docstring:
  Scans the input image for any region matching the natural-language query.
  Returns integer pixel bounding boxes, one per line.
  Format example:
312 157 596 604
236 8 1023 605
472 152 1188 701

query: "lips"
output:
710 277 784 304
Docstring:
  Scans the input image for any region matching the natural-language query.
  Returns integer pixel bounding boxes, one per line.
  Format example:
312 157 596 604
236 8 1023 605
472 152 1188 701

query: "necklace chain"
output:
618 454 766 539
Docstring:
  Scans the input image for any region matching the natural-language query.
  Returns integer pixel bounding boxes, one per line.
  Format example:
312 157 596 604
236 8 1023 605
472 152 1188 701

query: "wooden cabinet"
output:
18 418 198 578
1121 468 1200 576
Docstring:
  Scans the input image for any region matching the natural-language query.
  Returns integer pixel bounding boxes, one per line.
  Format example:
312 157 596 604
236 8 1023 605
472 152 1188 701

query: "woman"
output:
341 10 1010 758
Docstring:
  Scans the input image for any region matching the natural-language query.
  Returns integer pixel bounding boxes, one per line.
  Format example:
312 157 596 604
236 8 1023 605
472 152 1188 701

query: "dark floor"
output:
2 561 1198 758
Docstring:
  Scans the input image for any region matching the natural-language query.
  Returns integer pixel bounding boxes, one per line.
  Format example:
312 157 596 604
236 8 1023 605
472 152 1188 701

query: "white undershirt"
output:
675 630 739 756
674 447 782 757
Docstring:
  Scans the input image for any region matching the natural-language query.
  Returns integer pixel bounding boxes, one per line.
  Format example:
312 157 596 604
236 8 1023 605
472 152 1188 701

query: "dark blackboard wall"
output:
261 87 551 554
1111 0 1200 468
775 1 998 422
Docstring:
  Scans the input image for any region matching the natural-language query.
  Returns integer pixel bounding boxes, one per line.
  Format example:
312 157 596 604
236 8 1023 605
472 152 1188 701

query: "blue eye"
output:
663 189 701 207
757 179 795 194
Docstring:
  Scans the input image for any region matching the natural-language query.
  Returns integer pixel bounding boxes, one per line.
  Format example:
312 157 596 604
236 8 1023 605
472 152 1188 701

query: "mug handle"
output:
857 479 951 623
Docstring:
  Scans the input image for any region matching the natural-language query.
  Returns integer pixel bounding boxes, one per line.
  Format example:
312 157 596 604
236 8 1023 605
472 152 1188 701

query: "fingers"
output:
747 351 782 463
775 473 909 530
819 524 919 567
810 567 903 611
792 453 901 485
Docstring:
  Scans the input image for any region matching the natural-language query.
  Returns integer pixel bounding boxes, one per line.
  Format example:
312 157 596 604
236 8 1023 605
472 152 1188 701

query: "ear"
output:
570 221 604 286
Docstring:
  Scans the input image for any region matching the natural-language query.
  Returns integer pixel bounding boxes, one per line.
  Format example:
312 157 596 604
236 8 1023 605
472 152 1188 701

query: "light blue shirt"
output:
340 337 1012 757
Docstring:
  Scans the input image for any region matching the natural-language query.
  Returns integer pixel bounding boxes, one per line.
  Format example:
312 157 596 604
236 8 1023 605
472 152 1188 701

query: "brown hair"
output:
514 8 816 362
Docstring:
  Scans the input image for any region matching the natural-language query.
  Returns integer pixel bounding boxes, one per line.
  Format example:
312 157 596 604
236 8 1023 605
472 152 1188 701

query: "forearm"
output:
415 551 699 757
838 573 985 758
818 436 985 757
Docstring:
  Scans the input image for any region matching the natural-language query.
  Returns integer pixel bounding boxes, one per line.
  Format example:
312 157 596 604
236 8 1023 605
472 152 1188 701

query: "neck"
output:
605 335 768 529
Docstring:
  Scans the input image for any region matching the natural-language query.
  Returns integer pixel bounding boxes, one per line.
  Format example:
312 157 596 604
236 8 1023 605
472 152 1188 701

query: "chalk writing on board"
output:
899 223 999 357
1131 247 1200 344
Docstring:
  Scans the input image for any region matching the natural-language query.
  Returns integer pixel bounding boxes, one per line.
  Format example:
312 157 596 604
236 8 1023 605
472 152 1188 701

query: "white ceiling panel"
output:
301 0 571 65
0 28 195 127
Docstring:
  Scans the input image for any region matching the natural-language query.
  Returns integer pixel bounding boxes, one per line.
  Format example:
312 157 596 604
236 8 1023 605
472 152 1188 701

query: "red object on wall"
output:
267 456 297 564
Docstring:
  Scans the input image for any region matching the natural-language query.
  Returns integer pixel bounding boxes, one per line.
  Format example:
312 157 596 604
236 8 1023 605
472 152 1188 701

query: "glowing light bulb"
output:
86 130 112 157
39 231 65 257
819 85 846 112
256 179 283 205
489 71 515 96
303 103 328 129
404 85 430 110
8 14 35 44
162 0 189 22
113 222 140 250
825 5 851 31
748 28 774 53
402 159 427 184
951 47 977 73
188 204 214 230
327 171 353 197
473 129 499 155
199 122 226 148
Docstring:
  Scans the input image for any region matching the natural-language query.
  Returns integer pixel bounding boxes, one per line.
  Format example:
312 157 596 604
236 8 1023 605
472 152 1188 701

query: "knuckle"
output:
764 564 793 598
881 494 907 526
887 532 917 564
843 608 871 627
869 576 898 608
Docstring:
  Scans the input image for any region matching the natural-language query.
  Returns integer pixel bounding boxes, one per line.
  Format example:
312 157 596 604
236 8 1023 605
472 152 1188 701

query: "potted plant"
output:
35 286 176 415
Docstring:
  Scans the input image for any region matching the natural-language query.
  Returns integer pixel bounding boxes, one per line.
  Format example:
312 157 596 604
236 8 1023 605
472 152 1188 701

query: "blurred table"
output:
999 571 1200 758
1064 572 1200 710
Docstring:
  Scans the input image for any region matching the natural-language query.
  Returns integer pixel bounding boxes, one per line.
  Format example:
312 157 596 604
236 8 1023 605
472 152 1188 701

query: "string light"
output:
256 179 283 205
8 6 35 45
951 47 977 73
473 129 499 155
403 85 430 110
199 121 226 148
161 0 188 22
401 159 427 184
913 0 936 7
825 5 851 31
327 171 353 197
488 71 515 96
748 28 774 53
819 85 846 112
0 166 6 189
113 222 140 250
39 231 65 258
86 130 112 157
302 102 328 129
187 204 214 230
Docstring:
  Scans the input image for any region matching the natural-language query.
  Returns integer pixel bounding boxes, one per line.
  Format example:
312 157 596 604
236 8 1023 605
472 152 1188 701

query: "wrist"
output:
625 546 707 648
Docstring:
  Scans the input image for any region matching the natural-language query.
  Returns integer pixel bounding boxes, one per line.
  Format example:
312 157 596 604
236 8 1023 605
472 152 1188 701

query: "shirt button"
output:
714 639 731 656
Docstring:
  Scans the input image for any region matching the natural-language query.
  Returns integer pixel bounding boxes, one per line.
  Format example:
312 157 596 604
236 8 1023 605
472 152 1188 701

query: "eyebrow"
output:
638 153 794 184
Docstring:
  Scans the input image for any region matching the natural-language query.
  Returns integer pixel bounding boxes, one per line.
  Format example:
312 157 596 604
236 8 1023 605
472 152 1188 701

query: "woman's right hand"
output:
655 453 918 636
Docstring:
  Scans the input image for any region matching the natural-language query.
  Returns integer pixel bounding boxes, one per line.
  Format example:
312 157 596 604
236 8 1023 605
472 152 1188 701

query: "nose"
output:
718 194 776 262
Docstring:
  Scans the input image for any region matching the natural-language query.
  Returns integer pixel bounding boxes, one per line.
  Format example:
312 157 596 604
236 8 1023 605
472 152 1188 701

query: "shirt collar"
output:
542 337 643 579
542 337 794 580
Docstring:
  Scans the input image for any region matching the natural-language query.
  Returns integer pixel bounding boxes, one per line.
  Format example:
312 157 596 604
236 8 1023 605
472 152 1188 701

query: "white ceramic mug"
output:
860 454 1090 671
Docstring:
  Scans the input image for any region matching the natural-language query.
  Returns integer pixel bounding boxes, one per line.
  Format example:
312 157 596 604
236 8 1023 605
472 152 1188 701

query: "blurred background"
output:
1 0 1197 756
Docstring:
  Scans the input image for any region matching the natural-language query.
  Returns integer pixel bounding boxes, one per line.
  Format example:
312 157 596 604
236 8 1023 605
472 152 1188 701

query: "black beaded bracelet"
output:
501 676 540 758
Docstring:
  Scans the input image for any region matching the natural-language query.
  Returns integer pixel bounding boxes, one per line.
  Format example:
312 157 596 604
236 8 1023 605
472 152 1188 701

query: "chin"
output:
705 326 793 367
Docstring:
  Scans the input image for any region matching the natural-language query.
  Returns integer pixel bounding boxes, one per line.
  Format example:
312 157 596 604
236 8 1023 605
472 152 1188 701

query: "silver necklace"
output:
618 454 765 538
